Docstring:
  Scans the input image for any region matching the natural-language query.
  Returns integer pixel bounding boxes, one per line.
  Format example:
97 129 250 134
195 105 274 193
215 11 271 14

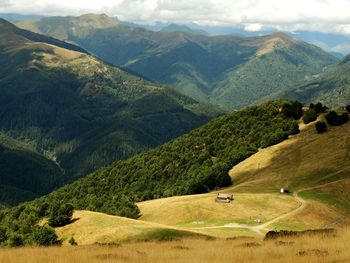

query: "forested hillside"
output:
0 133 64 207
277 55 350 108
0 18 217 204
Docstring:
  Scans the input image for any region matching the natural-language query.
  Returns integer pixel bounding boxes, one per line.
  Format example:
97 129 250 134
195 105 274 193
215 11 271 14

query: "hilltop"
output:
16 14 338 109
0 18 217 204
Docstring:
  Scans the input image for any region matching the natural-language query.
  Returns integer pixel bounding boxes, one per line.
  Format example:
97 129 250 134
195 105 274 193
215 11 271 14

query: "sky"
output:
2 0 350 35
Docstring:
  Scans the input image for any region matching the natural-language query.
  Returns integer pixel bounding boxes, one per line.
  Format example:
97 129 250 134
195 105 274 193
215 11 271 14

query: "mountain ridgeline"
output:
16 14 338 109
0 18 218 206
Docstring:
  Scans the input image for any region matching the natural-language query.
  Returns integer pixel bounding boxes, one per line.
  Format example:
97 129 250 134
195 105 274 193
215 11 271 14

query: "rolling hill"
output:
0 18 217 204
15 14 338 109
277 55 350 108
44 110 350 243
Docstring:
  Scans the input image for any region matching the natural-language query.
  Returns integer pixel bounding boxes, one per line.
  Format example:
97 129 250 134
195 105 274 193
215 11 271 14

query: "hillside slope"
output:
38 101 300 217
0 18 216 203
276 56 350 108
53 113 350 242
16 14 337 109
0 133 64 206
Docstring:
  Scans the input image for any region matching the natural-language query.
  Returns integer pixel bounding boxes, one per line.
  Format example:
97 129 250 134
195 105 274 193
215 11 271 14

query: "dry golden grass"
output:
56 211 205 245
54 119 350 247
139 193 298 228
230 119 350 193
1 227 349 263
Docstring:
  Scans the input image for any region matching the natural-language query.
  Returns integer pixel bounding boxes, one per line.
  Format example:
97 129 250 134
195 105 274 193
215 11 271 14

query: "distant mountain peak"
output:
257 32 299 56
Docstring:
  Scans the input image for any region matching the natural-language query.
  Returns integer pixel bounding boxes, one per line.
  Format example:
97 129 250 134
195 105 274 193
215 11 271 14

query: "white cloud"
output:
2 0 350 35
244 23 262 32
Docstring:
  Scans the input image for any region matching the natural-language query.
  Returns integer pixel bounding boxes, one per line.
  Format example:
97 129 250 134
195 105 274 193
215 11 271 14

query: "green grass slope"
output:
0 18 217 203
16 15 338 109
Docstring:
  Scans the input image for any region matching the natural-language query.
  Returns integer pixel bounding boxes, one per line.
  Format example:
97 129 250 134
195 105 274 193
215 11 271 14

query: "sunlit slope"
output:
137 119 350 234
230 119 350 193
56 210 207 245
138 193 298 228
57 119 350 242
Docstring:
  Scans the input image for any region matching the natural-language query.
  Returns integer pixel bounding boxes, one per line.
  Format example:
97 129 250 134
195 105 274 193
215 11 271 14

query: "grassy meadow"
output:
0 227 349 263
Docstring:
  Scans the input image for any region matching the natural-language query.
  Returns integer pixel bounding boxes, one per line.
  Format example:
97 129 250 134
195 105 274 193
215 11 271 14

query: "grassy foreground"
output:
0 227 349 263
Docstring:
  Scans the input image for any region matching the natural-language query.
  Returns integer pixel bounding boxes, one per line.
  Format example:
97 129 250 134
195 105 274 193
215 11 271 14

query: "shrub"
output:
69 237 78 246
315 121 327 133
303 109 317 124
8 234 24 247
32 226 61 246
325 111 349 126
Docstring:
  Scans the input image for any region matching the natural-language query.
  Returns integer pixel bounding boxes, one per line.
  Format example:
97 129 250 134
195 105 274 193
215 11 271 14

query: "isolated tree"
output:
315 121 327 133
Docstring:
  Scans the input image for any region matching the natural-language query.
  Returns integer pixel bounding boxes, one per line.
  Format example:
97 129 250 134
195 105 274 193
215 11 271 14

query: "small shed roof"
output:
217 193 233 198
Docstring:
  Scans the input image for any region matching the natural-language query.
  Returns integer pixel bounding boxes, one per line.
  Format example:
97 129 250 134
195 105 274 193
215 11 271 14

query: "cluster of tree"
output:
303 102 327 124
0 202 73 247
0 101 301 247
325 111 349 126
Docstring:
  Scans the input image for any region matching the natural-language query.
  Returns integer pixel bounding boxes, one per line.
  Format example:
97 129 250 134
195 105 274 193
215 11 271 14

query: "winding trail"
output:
193 177 350 236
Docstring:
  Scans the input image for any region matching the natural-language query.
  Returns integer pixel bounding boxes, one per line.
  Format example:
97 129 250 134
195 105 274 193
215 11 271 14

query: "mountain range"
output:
15 14 338 109
0 18 217 206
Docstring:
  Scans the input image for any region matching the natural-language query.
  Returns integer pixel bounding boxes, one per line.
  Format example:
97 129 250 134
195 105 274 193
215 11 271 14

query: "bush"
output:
315 121 327 133
346 105 350 113
48 203 74 227
325 111 349 126
313 102 327 114
8 234 24 247
32 226 61 246
69 237 78 246
303 108 317 124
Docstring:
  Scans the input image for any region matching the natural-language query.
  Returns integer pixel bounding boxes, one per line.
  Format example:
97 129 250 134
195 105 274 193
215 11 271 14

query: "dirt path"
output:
192 177 350 236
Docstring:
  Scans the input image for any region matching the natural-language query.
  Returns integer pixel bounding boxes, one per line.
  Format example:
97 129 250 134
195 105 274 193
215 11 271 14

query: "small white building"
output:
216 193 234 203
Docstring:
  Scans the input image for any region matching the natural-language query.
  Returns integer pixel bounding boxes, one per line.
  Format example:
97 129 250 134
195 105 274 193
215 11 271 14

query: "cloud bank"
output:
2 0 350 35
